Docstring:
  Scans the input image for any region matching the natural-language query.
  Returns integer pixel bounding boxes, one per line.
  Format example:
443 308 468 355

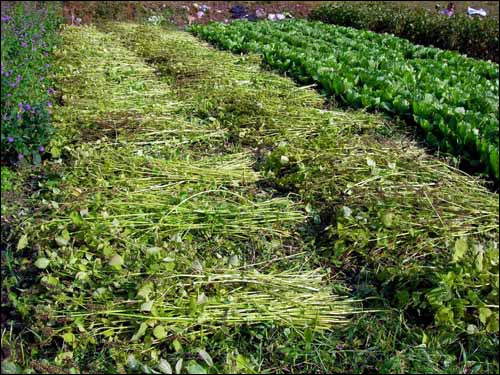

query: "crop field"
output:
1 2 499 374
191 19 500 181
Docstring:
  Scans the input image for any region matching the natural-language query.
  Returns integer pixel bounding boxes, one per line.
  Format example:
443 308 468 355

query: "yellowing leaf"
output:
452 238 468 262
62 332 75 343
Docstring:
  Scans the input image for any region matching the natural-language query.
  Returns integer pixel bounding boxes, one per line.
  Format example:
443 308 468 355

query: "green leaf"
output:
197 349 213 367
17 234 28 250
32 152 42 165
452 238 468 262
153 325 167 340
62 332 75 343
1 360 22 374
436 306 454 325
172 339 183 352
235 354 250 371
486 316 499 333
159 359 173 374
131 322 148 342
34 257 50 269
69 211 84 225
479 307 492 324
186 361 207 374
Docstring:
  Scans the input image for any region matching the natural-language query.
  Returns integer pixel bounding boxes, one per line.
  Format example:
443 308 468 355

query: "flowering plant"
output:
1 1 62 164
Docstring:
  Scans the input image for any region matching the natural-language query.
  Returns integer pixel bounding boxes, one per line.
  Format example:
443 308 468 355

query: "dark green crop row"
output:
190 20 499 182
309 2 499 63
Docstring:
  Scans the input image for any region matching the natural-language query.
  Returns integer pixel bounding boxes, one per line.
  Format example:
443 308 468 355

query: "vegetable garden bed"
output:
190 19 500 183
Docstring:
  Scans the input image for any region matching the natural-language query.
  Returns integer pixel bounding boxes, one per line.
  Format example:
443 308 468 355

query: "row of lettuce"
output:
190 20 499 182
309 2 499 63
1 1 63 165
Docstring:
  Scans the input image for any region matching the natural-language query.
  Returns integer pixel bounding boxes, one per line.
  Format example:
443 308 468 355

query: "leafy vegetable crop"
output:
190 20 500 182
309 1 500 63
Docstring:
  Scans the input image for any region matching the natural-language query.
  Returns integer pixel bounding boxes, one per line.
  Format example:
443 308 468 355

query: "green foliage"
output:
121 22 499 371
190 19 500 182
1 167 16 192
309 1 500 63
1 1 62 165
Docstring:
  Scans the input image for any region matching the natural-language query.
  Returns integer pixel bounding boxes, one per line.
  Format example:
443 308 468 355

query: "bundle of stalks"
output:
66 145 260 192
48 269 357 343
107 23 374 145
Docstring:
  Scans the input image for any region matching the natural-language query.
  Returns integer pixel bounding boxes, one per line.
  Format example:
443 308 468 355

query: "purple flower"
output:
47 101 52 107
21 41 27 48
45 63 50 68
39 146 45 153
48 88 56 94
25 104 31 111
7 93 11 97
1 15 11 22
17 153 24 160
18 102 23 109
7 136 14 143
16 114 21 120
